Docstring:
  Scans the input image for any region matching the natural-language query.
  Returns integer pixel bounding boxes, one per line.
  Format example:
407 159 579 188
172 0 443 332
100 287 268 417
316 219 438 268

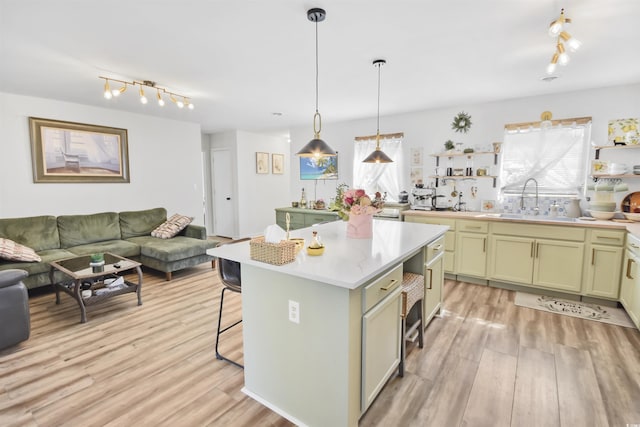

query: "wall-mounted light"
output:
99 76 194 110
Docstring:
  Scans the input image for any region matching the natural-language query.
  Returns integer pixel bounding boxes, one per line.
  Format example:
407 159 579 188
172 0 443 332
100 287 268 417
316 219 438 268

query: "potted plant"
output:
90 253 105 273
444 140 455 151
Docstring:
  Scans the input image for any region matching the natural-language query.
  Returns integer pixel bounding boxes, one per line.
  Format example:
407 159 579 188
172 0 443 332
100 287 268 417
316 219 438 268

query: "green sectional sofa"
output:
0 207 220 289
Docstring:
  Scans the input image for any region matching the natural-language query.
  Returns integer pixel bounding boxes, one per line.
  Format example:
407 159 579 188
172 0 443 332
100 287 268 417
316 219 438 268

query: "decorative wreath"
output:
451 111 472 133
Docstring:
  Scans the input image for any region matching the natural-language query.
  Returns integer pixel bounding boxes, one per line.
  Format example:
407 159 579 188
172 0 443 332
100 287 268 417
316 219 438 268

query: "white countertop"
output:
207 220 448 290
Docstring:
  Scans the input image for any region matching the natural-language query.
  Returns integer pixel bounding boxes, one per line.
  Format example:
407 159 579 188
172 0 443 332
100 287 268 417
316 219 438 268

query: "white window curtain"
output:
500 122 591 197
353 137 404 201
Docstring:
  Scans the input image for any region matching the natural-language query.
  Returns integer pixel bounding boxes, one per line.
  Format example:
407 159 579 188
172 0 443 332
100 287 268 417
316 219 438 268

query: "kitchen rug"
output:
514 292 635 328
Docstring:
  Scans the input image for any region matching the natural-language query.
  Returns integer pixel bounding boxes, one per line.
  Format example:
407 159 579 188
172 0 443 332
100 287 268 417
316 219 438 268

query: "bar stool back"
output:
398 272 425 377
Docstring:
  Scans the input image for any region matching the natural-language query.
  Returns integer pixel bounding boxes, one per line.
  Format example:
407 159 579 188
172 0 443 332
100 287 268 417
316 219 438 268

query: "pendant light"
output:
296 8 337 158
362 59 393 163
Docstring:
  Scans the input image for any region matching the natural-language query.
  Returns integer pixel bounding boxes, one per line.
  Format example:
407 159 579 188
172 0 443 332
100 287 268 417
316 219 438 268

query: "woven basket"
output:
250 237 297 265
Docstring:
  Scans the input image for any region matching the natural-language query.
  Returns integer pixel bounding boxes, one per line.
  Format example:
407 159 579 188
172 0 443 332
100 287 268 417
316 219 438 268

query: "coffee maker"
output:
411 185 436 210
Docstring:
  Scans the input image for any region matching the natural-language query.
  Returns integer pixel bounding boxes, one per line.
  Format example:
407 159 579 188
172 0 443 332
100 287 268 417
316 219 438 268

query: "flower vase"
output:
346 213 373 239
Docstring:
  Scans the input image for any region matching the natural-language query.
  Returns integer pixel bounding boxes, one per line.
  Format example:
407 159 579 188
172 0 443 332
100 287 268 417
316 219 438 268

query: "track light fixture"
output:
99 77 194 110
545 8 581 75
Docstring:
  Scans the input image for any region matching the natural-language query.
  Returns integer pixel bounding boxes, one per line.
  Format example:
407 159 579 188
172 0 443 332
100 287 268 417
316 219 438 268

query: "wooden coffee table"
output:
49 253 142 323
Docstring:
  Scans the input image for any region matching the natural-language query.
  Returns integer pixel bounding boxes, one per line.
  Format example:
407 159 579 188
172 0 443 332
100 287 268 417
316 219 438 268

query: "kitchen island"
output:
207 220 448 427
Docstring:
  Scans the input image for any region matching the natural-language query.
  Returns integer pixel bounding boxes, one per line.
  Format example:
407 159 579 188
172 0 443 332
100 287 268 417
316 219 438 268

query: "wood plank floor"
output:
1 266 639 426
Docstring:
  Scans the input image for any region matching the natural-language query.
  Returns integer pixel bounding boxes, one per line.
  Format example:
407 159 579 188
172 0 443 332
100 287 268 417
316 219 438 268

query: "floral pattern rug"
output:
514 292 635 328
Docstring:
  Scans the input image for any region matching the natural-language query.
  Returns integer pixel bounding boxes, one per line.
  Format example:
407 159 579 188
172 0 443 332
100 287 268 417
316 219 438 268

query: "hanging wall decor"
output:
451 111 472 133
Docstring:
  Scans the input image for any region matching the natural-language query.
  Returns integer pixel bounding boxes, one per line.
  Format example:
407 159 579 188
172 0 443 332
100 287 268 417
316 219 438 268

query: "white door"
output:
211 149 236 238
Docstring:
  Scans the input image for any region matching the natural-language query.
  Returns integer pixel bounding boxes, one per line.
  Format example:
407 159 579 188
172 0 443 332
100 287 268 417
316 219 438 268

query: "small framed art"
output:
256 152 269 174
272 153 284 174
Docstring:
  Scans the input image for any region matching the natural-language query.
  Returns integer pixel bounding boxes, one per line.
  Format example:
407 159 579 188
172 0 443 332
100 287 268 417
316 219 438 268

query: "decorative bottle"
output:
300 188 307 209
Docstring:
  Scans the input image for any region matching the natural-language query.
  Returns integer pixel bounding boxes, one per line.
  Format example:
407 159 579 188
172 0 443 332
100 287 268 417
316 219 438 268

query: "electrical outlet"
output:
288 300 300 324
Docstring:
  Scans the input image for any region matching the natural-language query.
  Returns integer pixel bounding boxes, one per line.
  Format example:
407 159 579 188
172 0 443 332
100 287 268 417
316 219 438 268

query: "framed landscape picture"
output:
299 156 338 180
29 117 130 183
256 152 269 174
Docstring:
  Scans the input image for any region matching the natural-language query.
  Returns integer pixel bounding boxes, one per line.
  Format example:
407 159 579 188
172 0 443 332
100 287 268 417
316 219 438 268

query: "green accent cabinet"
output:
275 207 340 230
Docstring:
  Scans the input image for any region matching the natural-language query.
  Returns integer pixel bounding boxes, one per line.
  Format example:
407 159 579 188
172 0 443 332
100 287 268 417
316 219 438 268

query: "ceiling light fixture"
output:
296 8 337 158
545 8 581 75
99 77 194 110
363 59 393 164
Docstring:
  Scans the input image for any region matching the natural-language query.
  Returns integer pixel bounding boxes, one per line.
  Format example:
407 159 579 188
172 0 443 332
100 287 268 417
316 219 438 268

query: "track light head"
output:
103 79 112 99
139 86 148 104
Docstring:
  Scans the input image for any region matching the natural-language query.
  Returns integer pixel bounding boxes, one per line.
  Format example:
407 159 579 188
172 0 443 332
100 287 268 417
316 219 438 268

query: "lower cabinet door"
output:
361 286 402 413
489 235 534 284
424 253 443 325
533 239 584 293
455 232 487 277
584 244 623 299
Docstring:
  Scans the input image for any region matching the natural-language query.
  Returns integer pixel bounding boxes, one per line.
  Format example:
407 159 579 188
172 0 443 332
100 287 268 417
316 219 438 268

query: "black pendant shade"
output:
362 143 393 163
296 137 337 157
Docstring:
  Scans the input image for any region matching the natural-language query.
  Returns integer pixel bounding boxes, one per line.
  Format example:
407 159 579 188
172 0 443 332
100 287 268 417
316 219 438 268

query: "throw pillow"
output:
0 238 42 262
151 214 194 239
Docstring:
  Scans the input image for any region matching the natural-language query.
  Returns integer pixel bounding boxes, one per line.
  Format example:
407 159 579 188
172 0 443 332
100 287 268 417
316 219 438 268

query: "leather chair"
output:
0 269 31 350
215 238 250 368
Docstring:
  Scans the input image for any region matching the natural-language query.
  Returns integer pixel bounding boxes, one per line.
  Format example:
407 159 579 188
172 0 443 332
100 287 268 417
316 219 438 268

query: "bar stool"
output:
398 272 424 377
215 238 250 369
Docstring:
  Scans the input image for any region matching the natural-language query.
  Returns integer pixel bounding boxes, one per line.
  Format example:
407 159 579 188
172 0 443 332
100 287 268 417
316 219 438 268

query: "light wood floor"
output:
1 265 639 427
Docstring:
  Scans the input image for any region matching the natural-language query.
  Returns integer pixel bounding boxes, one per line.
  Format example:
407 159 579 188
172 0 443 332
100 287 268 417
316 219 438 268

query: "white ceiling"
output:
1 0 639 134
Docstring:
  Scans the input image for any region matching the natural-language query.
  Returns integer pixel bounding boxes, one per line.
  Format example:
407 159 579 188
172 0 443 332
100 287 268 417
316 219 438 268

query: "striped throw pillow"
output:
0 238 42 262
151 214 194 239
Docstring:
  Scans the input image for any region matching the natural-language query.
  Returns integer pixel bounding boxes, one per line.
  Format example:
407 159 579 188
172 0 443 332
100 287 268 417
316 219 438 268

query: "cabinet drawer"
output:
457 220 488 233
590 229 625 246
363 263 403 313
427 236 446 263
275 211 305 228
492 222 585 241
404 216 456 230
627 233 640 255
304 212 338 226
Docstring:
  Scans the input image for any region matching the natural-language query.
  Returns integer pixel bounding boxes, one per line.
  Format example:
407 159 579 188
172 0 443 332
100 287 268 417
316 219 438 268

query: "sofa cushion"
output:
0 215 60 251
128 236 217 262
0 238 41 262
119 208 167 239
57 212 121 248
151 214 193 239
67 240 141 259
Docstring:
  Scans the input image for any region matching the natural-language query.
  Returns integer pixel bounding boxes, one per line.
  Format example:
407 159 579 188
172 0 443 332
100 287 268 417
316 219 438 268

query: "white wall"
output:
289 83 640 211
0 92 206 224
204 130 290 238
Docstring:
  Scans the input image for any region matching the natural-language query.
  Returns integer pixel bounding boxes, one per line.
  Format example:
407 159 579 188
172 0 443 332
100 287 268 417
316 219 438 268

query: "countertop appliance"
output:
411 187 436 210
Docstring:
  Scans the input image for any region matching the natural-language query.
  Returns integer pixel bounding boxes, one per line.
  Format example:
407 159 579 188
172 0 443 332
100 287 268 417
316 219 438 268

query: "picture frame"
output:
272 153 284 174
29 117 130 183
299 156 338 180
256 152 269 174
410 147 423 166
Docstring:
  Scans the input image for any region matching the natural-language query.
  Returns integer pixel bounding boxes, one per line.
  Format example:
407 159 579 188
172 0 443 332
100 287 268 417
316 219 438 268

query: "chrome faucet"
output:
520 178 539 215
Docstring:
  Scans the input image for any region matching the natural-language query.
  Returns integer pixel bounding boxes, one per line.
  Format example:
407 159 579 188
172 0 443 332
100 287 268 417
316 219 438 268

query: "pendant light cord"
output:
376 62 381 135
315 21 319 114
